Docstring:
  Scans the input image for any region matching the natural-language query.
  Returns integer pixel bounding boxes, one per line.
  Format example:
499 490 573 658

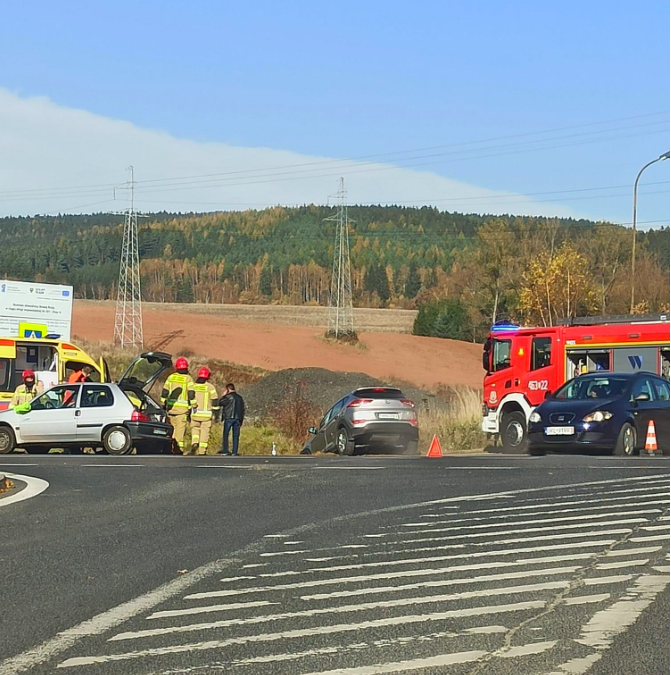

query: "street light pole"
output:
630 150 670 313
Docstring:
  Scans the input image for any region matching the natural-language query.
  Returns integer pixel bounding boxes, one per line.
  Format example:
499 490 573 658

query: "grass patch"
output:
419 386 486 453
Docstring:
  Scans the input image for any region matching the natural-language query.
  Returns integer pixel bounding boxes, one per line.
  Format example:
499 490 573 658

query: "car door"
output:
651 377 670 451
310 407 334 453
76 384 119 443
629 377 657 448
324 399 347 451
19 385 80 442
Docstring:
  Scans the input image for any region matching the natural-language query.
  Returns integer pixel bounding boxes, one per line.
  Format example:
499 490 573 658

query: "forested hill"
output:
2 206 669 338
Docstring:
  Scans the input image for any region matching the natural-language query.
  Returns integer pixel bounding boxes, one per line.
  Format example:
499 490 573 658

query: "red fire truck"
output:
482 314 670 451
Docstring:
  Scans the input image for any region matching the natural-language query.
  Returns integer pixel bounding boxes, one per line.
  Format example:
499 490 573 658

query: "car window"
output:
81 385 114 408
631 378 655 401
555 377 628 400
319 409 333 429
531 337 552 371
653 379 670 401
31 385 79 410
330 398 347 417
493 339 512 372
0 358 10 391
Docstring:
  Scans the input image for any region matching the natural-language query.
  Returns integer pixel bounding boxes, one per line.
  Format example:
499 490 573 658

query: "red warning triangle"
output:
427 434 443 457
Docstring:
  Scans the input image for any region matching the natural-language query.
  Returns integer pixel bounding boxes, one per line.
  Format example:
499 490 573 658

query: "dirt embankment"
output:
72 301 483 390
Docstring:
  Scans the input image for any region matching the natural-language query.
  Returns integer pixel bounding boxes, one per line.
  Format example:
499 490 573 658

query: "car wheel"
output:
614 423 637 457
102 426 133 455
336 427 355 456
404 440 419 455
0 426 16 454
25 445 51 455
501 411 528 452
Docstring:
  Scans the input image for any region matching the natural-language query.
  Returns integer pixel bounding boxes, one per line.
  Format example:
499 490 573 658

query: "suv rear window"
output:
353 388 404 399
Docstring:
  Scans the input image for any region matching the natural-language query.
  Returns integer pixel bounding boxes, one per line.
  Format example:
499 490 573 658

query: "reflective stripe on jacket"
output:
191 382 220 420
9 382 44 409
161 373 194 411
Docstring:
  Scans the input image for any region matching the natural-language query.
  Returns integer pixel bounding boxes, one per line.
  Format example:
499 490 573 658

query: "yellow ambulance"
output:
0 335 109 411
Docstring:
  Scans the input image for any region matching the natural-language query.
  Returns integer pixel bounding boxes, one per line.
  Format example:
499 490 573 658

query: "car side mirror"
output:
14 403 31 415
544 391 553 400
308 427 317 435
635 393 650 402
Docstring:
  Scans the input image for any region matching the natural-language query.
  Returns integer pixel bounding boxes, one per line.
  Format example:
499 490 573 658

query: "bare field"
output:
77 300 416 333
72 301 483 390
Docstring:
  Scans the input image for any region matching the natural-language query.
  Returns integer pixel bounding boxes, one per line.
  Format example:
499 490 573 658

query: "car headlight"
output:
583 411 613 423
529 412 542 423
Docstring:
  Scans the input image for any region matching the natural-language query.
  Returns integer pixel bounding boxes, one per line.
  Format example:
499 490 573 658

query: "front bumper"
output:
528 421 617 451
482 409 499 434
350 422 419 447
126 421 173 444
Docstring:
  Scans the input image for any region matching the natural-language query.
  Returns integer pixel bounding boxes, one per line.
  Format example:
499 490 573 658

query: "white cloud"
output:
0 88 577 218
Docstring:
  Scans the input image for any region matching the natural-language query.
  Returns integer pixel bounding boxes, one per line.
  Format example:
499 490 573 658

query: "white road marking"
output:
5 474 665 675
641 525 670 531
563 594 611 606
81 602 547 661
401 507 664 531
300 565 581 600
428 490 669 516
0 473 49 508
146 599 277 620
628 534 670 543
80 464 143 467
577 575 670 649
128 581 569 633
312 466 385 470
604 546 663 557
383 518 649 546
595 559 649 570
300 540 620 574
583 575 633 585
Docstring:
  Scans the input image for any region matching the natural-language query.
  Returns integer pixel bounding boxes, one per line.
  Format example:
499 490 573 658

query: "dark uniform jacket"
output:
220 392 245 423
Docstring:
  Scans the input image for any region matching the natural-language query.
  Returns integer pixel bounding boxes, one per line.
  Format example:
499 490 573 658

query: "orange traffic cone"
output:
427 435 443 457
644 420 658 454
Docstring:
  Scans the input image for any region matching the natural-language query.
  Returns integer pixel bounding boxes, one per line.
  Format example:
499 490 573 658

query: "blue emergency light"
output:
45 333 61 339
491 322 520 333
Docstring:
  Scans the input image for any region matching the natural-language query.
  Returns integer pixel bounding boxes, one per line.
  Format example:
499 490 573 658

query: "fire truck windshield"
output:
492 339 512 371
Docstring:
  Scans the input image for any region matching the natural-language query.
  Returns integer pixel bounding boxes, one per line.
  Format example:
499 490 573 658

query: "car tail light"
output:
408 418 418 427
131 409 149 422
348 398 373 408
351 418 367 425
400 399 415 408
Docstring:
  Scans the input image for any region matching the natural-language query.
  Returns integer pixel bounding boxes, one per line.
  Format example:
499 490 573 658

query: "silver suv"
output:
304 387 419 455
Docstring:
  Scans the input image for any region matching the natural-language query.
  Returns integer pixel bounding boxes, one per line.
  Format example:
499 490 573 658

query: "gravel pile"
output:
239 367 447 420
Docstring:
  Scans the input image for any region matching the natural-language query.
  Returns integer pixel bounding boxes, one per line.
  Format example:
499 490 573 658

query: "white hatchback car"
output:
0 352 173 455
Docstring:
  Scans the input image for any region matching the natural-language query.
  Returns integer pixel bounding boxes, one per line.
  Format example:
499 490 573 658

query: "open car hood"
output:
118 352 172 391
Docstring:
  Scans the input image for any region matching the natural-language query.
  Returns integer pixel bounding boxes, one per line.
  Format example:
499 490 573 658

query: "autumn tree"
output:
519 241 598 326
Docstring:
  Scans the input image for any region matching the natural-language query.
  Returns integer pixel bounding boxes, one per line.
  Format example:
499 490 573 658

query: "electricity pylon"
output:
113 166 144 348
325 178 356 339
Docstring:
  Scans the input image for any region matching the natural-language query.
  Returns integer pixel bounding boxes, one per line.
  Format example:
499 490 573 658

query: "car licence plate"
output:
153 428 168 435
544 426 574 436
378 413 400 420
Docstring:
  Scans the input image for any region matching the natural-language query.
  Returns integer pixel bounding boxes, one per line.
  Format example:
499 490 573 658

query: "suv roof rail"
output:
558 313 669 327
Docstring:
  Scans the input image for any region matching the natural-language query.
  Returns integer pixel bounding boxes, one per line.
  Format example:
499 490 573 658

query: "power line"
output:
0 112 667 198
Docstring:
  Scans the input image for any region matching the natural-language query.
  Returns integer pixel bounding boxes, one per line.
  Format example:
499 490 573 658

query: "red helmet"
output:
175 357 189 370
22 369 35 379
197 367 211 380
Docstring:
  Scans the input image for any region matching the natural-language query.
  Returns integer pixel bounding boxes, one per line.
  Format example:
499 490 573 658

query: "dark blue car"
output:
528 372 670 456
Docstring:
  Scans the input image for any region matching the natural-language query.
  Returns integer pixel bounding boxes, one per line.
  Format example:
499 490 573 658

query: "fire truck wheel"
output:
614 423 637 457
501 411 528 452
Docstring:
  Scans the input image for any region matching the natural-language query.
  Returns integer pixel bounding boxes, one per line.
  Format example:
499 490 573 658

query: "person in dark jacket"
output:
220 383 245 455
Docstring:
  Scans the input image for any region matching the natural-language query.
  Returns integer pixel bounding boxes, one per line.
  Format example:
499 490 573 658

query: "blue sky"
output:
0 0 668 224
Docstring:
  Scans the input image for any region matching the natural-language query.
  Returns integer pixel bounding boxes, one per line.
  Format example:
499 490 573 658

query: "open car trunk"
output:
118 352 173 423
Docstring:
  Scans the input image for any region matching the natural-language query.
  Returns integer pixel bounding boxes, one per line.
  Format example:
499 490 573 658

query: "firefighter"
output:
9 370 44 409
160 357 195 454
190 367 220 456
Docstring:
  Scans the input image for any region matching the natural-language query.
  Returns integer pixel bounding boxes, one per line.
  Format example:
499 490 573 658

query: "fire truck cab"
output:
482 314 670 452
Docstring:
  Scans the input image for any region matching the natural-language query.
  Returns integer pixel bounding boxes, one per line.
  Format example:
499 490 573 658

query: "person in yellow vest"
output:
190 367 220 455
9 369 44 409
160 357 195 454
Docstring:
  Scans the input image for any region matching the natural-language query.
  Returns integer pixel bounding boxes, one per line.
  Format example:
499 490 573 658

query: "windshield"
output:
554 376 629 401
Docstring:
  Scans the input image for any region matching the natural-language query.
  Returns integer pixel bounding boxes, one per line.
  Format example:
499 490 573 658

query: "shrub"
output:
413 298 470 340
272 380 323 444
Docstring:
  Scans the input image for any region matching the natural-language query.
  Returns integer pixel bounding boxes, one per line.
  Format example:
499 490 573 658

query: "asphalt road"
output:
0 452 668 675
